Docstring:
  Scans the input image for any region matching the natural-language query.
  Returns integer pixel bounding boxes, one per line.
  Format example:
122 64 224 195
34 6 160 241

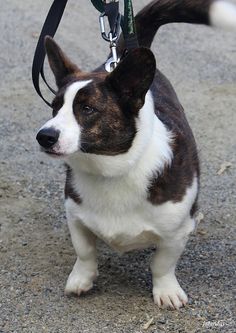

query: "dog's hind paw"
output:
153 274 188 310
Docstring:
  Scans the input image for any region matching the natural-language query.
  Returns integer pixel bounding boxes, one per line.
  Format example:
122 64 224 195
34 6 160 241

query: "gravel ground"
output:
0 1 235 332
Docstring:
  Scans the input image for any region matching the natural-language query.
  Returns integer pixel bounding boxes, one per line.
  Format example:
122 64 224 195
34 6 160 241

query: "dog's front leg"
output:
65 203 98 296
151 234 189 310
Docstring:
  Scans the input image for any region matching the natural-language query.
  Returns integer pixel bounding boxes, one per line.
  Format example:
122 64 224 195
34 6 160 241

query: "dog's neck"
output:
65 91 173 179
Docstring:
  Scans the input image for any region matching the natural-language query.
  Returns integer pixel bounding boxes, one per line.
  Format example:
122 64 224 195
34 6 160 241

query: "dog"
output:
36 0 236 309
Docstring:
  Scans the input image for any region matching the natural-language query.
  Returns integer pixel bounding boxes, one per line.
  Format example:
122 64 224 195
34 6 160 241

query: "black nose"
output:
36 127 60 149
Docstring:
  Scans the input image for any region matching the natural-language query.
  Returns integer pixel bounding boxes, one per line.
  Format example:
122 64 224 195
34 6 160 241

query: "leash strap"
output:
104 1 120 36
32 0 68 107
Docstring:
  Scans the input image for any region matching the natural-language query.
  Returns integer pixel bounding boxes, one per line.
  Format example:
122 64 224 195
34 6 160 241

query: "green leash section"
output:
123 0 138 48
123 0 136 36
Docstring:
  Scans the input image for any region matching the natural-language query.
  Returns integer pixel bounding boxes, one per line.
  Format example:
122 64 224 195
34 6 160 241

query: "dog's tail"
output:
132 0 236 48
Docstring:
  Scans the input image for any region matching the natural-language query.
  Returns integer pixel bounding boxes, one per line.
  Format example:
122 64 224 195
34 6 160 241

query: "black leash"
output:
32 0 68 107
32 0 139 107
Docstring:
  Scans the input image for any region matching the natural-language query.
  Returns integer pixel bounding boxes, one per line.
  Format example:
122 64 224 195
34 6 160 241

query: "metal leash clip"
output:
104 32 120 72
99 2 121 72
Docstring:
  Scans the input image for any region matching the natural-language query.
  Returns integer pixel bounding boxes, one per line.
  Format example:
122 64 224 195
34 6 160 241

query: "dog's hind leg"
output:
64 199 98 296
151 218 195 310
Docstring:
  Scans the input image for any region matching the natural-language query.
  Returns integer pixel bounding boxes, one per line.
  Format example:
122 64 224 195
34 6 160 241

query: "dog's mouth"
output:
40 147 64 158
45 151 63 157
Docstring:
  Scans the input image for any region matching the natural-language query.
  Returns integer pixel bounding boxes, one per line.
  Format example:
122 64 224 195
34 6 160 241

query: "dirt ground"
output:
0 1 235 332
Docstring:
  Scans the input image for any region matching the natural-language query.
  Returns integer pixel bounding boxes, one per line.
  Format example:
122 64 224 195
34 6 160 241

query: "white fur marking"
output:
40 80 91 155
210 1 236 30
65 209 98 295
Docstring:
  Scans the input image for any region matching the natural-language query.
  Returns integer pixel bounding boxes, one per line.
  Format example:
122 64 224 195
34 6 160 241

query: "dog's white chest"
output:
66 172 155 251
65 172 197 253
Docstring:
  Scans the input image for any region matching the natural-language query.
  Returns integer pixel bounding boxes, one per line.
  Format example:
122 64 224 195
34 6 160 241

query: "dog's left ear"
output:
45 36 80 88
106 48 156 110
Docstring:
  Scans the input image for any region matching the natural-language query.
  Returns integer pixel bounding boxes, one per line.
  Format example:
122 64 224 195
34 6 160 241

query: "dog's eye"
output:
81 105 97 115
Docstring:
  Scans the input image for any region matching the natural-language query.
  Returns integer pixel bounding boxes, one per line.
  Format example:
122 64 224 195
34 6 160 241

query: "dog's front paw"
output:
65 259 98 296
153 274 188 310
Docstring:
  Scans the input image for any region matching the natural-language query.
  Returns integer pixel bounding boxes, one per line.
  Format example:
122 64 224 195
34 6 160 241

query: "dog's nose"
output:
36 127 60 149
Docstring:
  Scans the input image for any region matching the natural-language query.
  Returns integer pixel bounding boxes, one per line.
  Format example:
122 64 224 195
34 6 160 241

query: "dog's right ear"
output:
105 48 156 111
44 36 80 88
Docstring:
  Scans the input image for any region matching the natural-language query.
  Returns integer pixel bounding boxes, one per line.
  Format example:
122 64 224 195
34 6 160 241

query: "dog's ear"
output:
105 48 156 110
44 36 80 88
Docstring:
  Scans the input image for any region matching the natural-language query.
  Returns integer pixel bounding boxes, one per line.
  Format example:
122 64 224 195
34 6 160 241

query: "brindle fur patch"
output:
64 165 82 204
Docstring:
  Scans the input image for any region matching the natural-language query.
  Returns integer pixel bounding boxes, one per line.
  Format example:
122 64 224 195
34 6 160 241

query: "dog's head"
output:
36 37 156 168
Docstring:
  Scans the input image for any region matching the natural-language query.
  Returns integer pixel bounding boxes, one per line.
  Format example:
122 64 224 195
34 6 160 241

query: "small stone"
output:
197 229 207 235
143 317 154 330
196 212 204 225
217 162 232 175
31 32 39 38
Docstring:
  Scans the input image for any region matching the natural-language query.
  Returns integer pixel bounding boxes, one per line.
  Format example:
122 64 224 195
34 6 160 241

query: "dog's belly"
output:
78 207 161 252
109 230 159 252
